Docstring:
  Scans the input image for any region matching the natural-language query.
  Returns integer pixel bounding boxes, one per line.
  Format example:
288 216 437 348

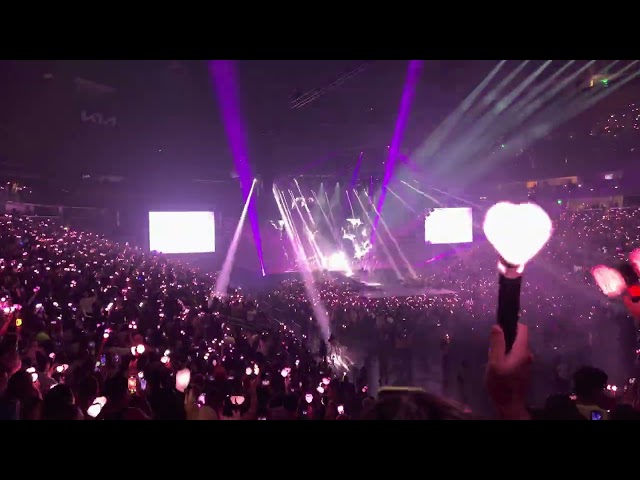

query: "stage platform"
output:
228 270 307 291
360 286 456 298
229 269 455 298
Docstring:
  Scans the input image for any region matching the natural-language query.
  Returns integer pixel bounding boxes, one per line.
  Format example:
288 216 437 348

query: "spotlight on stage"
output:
325 251 352 277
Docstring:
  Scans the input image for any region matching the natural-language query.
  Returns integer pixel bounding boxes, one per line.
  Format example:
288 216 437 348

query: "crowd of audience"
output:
1 207 640 420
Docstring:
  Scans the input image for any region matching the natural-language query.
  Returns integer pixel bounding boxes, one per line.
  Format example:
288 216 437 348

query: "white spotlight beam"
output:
290 190 325 269
354 190 404 281
325 188 337 226
273 184 331 340
401 180 443 206
465 61 640 181
345 190 355 217
214 178 257 297
294 178 315 225
366 192 417 279
411 60 507 163
278 189 307 264
311 189 340 244
387 187 418 213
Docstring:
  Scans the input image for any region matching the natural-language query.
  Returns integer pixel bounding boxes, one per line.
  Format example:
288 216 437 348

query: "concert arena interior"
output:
1 59 640 422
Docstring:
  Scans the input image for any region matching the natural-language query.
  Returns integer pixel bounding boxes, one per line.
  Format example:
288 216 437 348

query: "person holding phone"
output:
572 366 612 420
96 376 150 420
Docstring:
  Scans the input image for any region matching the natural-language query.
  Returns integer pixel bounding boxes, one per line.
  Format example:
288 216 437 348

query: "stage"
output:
229 268 456 298
359 286 456 298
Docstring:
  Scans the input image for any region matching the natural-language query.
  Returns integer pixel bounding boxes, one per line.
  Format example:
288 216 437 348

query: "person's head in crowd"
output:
5 370 42 420
573 366 608 405
35 351 51 374
42 384 75 420
5 370 40 402
0 335 21 377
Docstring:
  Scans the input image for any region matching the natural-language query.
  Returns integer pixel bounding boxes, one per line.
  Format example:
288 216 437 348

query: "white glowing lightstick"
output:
175 368 191 393
483 202 552 352
483 202 553 268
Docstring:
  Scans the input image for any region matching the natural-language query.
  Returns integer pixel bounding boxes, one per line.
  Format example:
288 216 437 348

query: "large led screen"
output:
149 211 216 254
424 208 473 244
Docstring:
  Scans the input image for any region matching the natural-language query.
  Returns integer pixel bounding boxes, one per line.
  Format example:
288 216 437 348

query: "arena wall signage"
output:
80 111 117 127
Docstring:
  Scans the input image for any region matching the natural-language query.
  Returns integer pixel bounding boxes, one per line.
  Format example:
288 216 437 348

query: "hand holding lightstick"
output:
483 202 553 352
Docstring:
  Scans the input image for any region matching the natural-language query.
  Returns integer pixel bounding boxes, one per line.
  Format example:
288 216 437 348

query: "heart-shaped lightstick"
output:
483 202 552 352
592 265 627 298
591 253 640 361
592 250 640 324
483 202 553 267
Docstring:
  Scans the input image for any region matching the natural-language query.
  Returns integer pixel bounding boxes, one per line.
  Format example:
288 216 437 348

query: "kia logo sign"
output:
80 110 117 127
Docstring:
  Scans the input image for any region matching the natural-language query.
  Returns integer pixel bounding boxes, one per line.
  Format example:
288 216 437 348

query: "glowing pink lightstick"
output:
592 265 626 298
483 202 552 352
591 250 640 323
175 368 191 393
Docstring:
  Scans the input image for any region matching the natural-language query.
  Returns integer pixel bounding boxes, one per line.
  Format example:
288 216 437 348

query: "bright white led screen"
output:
424 208 473 244
149 211 215 254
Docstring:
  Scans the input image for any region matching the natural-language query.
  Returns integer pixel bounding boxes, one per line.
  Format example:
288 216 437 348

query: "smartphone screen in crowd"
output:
128 376 137 394
591 410 603 420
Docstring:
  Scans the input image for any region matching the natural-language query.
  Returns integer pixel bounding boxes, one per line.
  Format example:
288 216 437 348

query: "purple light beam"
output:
373 60 423 238
209 60 265 275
